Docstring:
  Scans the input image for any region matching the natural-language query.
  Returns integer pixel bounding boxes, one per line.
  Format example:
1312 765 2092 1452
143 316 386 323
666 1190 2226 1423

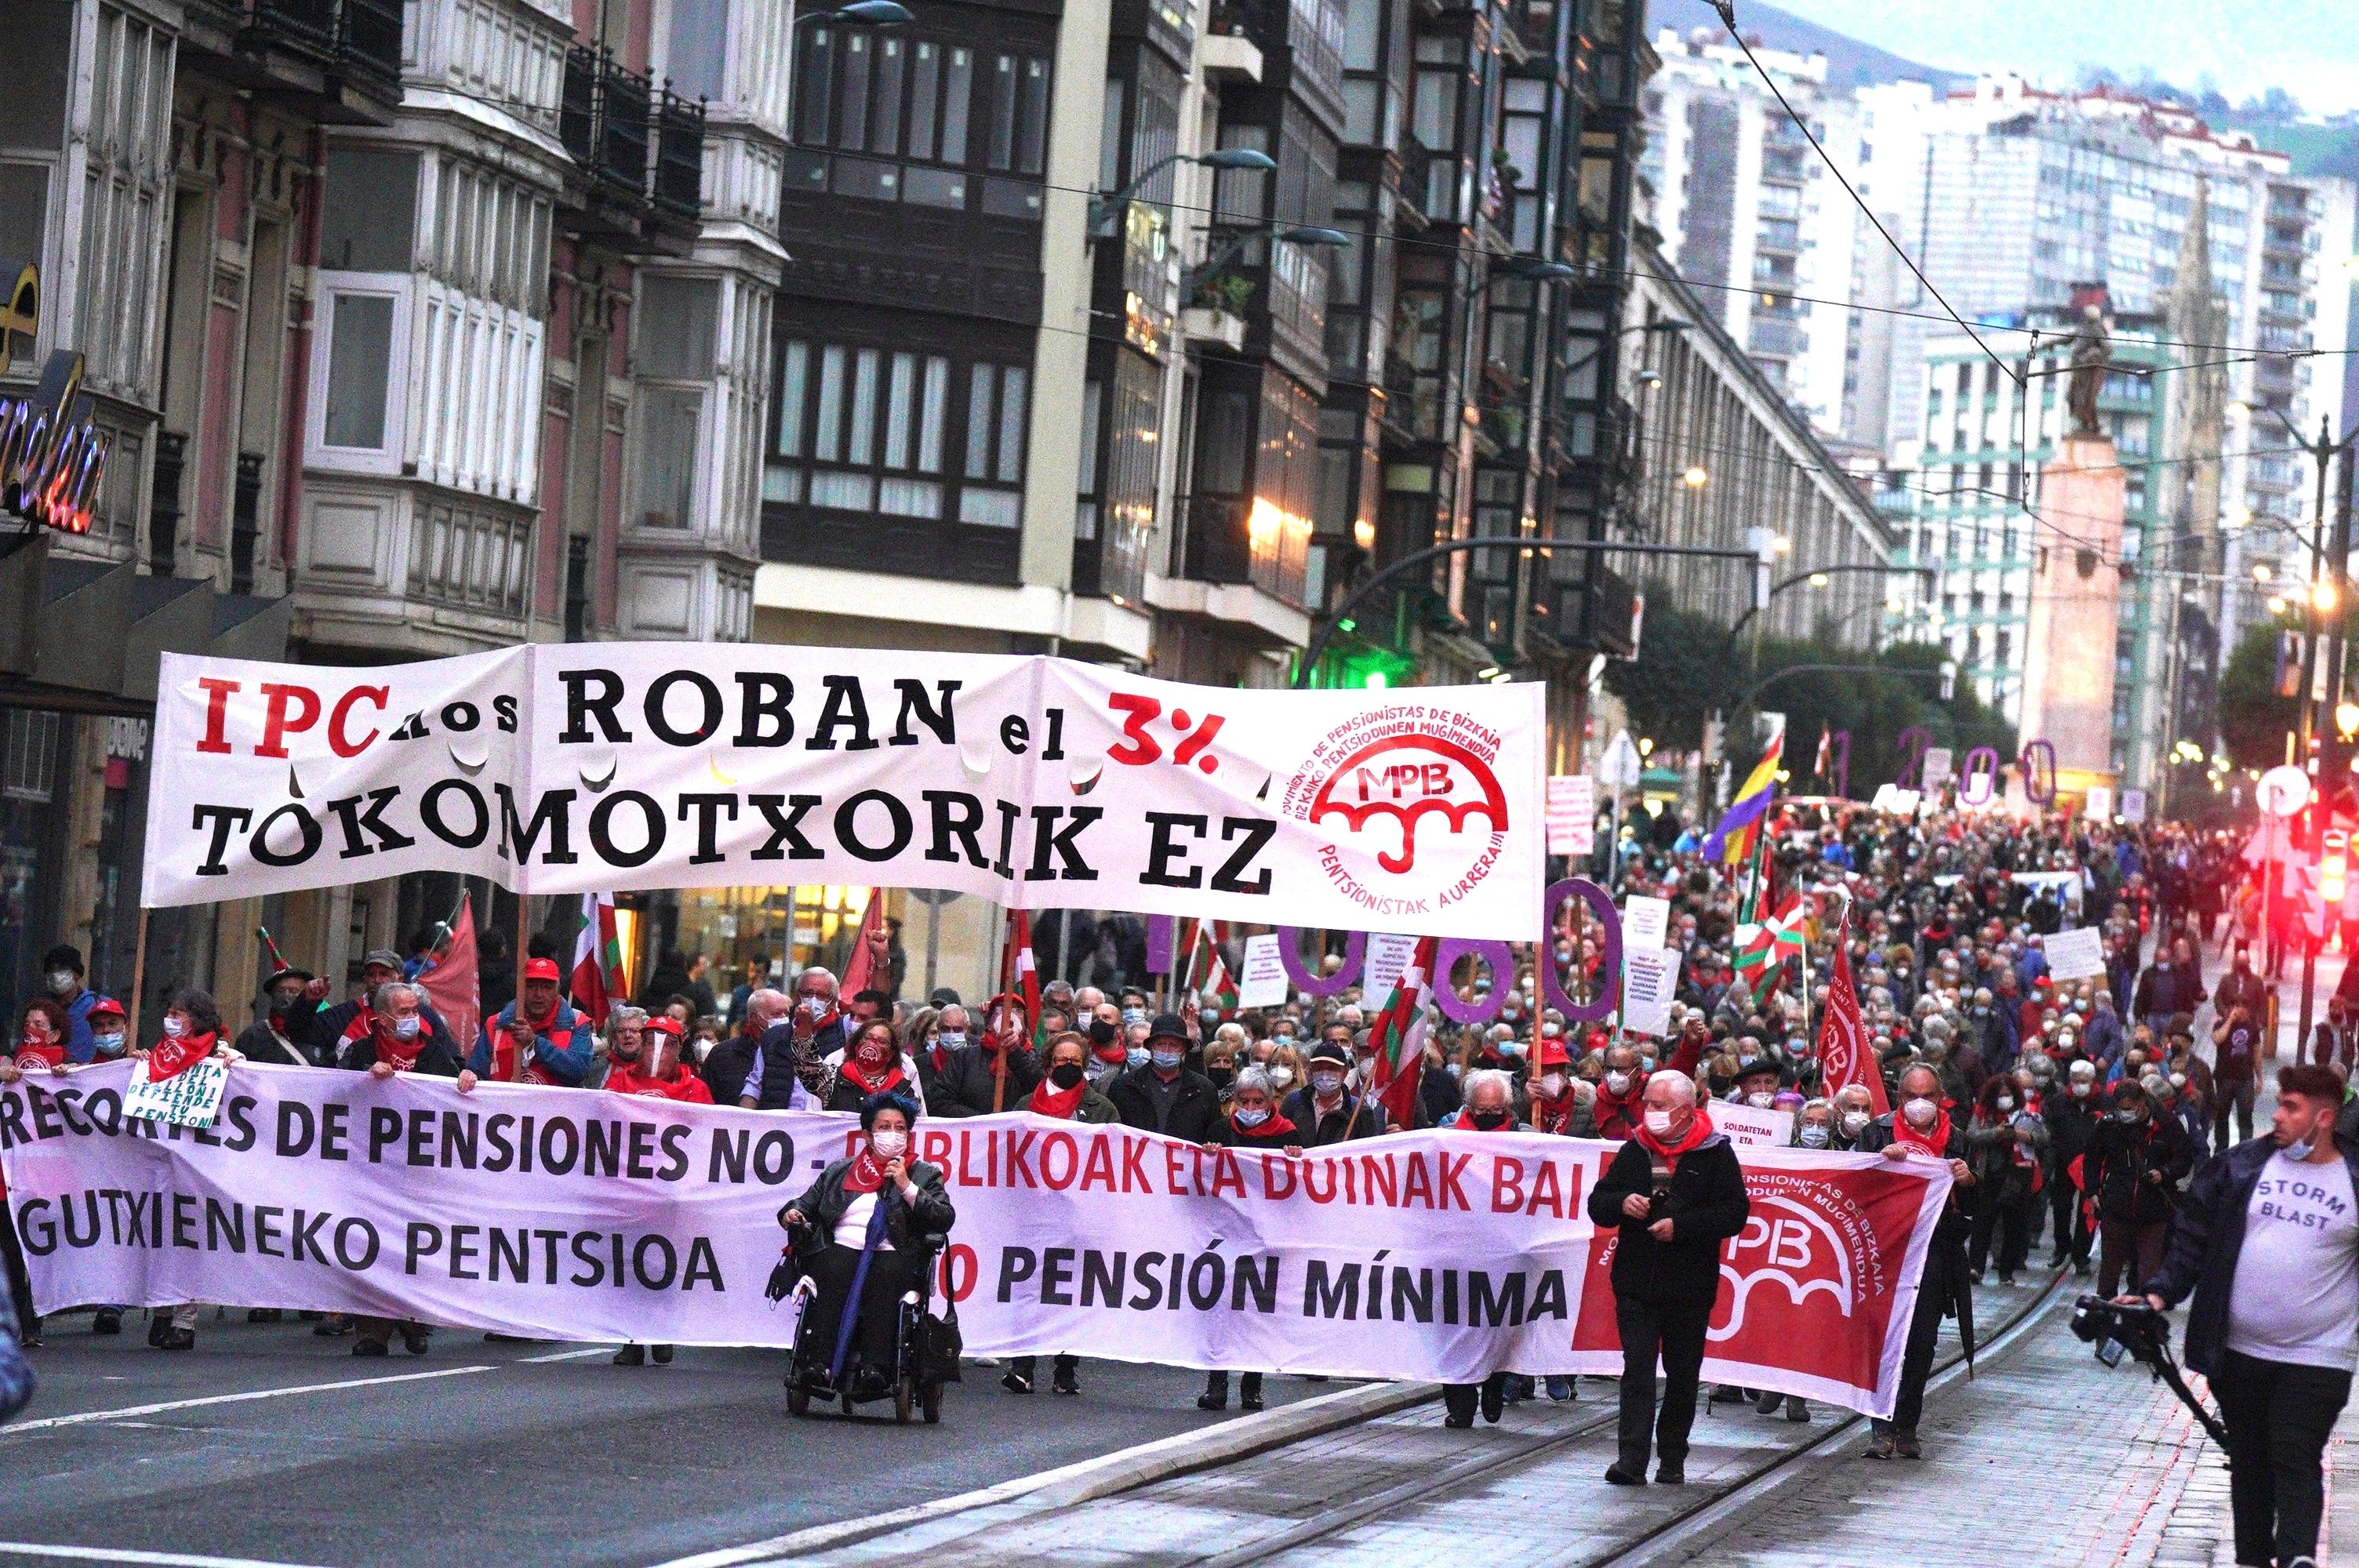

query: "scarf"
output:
1632 1105 1717 1170
603 1058 667 1097
1892 1102 1953 1156
13 1033 65 1071
1593 1076 1645 1136
373 1020 429 1071
1029 1073 1088 1120
838 1054 906 1098
841 1142 890 1195
1528 1087 1579 1136
828 1151 894 1385
339 1007 378 1051
149 1029 219 1083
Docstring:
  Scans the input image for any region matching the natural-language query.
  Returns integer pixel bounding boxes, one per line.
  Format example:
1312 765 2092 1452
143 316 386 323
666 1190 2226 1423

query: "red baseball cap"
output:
87 997 126 1020
644 1014 683 1038
522 957 562 982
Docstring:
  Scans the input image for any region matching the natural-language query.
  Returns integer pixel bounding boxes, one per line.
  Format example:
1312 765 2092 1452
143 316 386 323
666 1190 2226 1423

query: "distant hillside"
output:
1649 0 1971 93
2216 117 2359 183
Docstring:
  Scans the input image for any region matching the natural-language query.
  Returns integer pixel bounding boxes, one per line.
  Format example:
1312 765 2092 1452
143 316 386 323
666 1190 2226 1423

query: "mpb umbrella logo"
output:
1278 705 1511 918
1708 1169 1909 1392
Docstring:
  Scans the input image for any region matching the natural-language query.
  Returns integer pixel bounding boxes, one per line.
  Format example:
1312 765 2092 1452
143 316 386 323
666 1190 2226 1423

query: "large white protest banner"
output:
140 647 1546 939
3 1066 1948 1414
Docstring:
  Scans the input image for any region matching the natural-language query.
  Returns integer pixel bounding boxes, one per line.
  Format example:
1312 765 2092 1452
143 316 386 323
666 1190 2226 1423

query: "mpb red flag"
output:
839 890 887 999
418 896 481 1056
1816 906 1888 1113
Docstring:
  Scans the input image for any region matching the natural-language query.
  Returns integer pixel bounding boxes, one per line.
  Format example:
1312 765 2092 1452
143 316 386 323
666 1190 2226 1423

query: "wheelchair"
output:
781 1226 955 1425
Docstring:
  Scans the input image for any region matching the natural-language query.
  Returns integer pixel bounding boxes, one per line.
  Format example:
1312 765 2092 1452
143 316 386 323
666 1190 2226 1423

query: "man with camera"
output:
1587 1073 1750 1486
2129 1063 2359 1568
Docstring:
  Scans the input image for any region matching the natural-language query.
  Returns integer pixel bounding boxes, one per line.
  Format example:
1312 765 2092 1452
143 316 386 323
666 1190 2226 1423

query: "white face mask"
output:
1605 1071 1631 1094
45 970 75 996
1841 1110 1872 1135
1539 1072 1567 1098
1747 1091 1775 1109
1996 1096 2015 1112
1643 1109 1677 1136
1799 1125 1830 1148
392 1015 422 1040
1267 1066 1294 1088
1903 1097 1938 1127
1311 1071 1344 1096
870 1128 908 1160
161 1016 187 1039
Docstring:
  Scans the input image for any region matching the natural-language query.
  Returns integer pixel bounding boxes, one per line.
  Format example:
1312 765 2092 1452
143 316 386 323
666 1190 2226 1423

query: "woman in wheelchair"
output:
779 1091 954 1403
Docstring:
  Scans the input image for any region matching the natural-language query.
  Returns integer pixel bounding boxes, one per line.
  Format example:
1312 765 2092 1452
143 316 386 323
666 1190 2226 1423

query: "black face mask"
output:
1206 1064 1235 1090
1049 1062 1086 1090
1470 1108 1511 1131
1089 1019 1118 1045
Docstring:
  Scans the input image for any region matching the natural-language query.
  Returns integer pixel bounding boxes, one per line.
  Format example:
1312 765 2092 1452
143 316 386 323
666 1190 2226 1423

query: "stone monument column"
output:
2017 434 2126 803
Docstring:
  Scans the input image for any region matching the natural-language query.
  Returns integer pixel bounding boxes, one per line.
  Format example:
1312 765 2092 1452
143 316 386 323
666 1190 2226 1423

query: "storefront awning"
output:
0 537 289 714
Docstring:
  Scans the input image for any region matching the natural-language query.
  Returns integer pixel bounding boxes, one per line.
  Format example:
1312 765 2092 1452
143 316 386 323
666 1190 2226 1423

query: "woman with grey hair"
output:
584 1006 649 1091
1197 1065 1300 1411
1445 1068 1521 1131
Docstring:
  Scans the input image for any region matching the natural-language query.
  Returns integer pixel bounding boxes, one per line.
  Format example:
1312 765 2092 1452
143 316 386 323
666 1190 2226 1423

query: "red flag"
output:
839 890 887 998
418 895 481 1054
569 892 624 1026
1816 906 1888 1113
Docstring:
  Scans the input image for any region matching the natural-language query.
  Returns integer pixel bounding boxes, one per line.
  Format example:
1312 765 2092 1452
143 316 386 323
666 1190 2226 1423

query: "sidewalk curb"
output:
652 1378 1438 1567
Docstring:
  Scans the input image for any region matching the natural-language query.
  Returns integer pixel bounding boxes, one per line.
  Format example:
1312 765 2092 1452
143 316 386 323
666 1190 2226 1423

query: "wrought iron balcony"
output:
597 60 652 196
654 91 706 220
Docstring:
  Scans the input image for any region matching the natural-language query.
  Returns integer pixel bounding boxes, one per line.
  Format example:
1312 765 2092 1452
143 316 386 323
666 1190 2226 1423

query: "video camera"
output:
2069 1295 2228 1449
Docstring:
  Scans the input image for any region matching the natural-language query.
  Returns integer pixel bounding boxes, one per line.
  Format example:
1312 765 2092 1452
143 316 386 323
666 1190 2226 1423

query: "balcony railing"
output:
655 91 705 220
561 46 600 165
340 0 401 82
241 0 401 91
598 60 652 195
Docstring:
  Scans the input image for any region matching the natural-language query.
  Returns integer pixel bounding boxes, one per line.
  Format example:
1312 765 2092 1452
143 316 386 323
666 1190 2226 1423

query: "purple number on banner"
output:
2020 739 2057 805
1145 914 1177 976
1892 726 1934 789
1959 746 2000 806
1540 877 1623 1025
1830 730 1851 800
1276 927 1365 998
1432 938 1514 1025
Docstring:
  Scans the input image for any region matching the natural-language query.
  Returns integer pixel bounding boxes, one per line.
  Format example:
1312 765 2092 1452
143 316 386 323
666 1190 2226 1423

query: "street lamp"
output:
1681 465 1709 488
1087 147 1276 237
1488 258 1579 287
1183 223 1350 303
2337 700 2359 741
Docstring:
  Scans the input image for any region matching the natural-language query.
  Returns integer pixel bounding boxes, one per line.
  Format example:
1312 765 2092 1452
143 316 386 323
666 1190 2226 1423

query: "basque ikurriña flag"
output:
1368 935 1440 1128
569 891 626 1025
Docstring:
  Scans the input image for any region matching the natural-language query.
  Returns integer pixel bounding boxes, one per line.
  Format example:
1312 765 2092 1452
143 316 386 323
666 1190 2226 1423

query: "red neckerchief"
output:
1633 1105 1717 1171
1529 1086 1579 1135
1593 1075 1645 1134
492 1011 560 1086
1231 1109 1296 1139
14 1034 65 1070
374 1021 429 1071
1893 1102 1953 1156
1029 1074 1088 1119
340 1007 378 1047
842 1144 889 1195
149 1029 218 1082
604 1058 668 1097
839 1055 906 1097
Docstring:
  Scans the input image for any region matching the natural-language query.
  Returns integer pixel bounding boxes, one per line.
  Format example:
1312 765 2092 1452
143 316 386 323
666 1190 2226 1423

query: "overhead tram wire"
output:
1708 0 2019 388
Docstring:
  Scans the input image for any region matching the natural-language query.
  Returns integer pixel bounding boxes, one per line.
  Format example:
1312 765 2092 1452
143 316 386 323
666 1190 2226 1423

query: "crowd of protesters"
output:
0 797 2352 1533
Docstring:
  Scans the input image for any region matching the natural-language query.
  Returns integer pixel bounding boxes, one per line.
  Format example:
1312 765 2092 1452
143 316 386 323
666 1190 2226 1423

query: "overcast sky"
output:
1765 0 2359 114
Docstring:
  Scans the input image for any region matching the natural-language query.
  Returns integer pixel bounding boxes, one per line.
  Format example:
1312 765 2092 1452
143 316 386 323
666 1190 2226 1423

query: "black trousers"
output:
1871 1279 1945 1436
1614 1294 1712 1471
802 1244 916 1379
1442 1372 1506 1423
2214 1347 2352 1568
0 1205 36 1335
2045 1171 2092 1263
1968 1189 2031 1279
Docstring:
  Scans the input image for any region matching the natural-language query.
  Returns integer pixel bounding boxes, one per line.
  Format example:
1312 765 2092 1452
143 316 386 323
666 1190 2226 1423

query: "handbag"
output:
923 1298 965 1383
765 1247 805 1304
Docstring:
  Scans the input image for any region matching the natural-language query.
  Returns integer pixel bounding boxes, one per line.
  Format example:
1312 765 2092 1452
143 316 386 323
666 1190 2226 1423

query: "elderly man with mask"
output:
704 987 787 1105
340 979 468 1356
1854 1062 1976 1459
1586 1073 1750 1483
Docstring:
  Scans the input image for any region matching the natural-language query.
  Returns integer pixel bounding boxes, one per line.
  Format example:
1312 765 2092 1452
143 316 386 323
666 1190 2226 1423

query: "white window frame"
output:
306 271 414 475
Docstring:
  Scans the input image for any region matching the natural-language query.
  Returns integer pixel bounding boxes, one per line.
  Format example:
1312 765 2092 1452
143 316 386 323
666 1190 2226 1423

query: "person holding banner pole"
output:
1856 1063 1976 1460
1005 1033 1119 1399
1587 1073 1750 1479
463 958 592 1089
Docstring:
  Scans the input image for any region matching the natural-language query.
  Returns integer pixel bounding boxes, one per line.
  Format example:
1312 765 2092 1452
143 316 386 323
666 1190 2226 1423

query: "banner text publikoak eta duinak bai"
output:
140 644 1548 939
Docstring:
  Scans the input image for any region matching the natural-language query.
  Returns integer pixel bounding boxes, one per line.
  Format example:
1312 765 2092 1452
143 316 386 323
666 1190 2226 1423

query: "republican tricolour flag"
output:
1703 720 1786 867
569 892 626 1025
1816 902 1888 1113
1368 935 1441 1128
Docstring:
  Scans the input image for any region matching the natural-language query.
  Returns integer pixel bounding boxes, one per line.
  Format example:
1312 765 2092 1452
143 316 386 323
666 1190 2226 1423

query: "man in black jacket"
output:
2135 1063 2359 1568
1586 1073 1750 1485
1282 1037 1385 1144
1855 1062 1976 1459
929 996 1042 1116
1107 1014 1221 1143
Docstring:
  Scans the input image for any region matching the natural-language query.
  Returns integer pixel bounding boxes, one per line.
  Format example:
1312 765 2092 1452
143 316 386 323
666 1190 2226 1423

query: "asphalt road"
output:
0 1315 1336 1567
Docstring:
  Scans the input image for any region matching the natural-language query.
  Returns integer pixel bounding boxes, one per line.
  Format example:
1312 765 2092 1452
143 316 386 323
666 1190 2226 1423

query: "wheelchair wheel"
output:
921 1381 942 1425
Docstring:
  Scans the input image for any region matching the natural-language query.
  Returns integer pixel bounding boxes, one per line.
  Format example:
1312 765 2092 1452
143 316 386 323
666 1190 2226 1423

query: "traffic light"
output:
2324 829 2349 909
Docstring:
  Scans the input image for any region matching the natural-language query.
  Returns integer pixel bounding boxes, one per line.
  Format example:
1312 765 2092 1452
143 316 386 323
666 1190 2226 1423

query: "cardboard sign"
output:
1714 1101 1796 1147
1235 932 1291 1007
1621 895 1670 953
1870 784 1921 815
2120 788 2147 825
2043 925 2106 983
1619 945 1680 1037
123 1056 230 1128
1547 775 1596 857
1361 932 1422 1004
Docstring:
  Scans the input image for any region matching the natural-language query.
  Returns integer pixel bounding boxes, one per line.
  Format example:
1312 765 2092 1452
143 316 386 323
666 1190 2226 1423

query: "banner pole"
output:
128 906 151 1038
513 891 531 1083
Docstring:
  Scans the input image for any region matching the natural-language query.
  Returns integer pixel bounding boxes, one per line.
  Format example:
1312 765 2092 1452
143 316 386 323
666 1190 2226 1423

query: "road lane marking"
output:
0 1545 340 1567
520 1346 620 1363
0 1365 493 1435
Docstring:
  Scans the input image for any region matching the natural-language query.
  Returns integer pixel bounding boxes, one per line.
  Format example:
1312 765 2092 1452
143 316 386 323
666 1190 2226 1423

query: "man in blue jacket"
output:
461 957 594 1086
2132 1063 2359 1568
38 945 114 1063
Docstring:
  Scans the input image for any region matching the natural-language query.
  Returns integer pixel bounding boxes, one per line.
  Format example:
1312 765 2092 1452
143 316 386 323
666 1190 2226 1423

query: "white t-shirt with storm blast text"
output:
2226 1149 2359 1371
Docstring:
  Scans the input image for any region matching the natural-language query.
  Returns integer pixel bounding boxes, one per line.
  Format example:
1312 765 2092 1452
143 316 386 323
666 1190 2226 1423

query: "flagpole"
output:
513 891 531 1083
127 906 151 1040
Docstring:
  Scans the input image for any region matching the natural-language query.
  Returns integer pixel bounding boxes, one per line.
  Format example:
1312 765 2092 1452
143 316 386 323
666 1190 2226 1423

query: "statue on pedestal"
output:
2065 303 2112 437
